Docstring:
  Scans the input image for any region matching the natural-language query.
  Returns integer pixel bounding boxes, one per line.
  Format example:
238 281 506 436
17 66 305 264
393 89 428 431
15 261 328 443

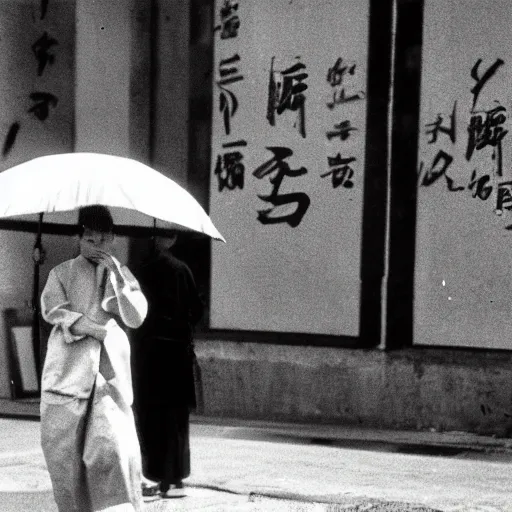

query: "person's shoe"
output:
141 477 160 498
142 475 159 486
161 482 186 499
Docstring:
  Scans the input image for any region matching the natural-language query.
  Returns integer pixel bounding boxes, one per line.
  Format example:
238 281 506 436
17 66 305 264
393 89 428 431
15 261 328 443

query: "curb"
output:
182 483 444 511
247 491 444 511
190 415 512 453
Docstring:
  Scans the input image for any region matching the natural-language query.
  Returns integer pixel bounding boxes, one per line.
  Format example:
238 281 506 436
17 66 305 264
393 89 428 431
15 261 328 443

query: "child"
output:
40 205 148 512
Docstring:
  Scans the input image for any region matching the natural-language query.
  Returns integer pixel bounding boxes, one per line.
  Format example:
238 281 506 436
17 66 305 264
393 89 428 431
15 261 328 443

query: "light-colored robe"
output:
40 255 148 512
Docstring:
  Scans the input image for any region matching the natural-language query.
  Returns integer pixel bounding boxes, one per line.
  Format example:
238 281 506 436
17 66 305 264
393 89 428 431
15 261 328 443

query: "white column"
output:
75 0 151 159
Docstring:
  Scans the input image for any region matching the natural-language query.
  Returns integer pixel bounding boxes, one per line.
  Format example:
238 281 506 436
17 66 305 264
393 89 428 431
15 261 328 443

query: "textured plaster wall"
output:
196 340 512 436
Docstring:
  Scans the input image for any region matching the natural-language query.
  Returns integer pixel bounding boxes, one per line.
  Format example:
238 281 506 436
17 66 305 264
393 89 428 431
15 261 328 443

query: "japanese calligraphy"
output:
215 0 240 39
470 58 504 111
420 102 463 191
496 181 512 212
464 58 508 184
267 57 308 138
213 0 246 197
327 57 355 86
2 123 20 157
420 150 455 187
28 92 58 121
253 147 310 227
321 155 355 189
214 140 247 192
326 120 358 141
323 56 363 190
468 170 492 200
466 104 508 176
420 55 512 224
3 15 61 157
32 32 58 76
326 57 365 110
216 54 244 136
425 102 456 144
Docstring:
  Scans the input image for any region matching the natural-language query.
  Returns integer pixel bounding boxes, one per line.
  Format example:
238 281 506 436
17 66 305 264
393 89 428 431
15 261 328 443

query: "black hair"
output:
78 205 114 235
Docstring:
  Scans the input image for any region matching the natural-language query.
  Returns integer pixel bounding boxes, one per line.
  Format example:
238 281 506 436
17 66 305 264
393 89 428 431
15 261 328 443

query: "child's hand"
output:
82 243 118 272
89 249 118 273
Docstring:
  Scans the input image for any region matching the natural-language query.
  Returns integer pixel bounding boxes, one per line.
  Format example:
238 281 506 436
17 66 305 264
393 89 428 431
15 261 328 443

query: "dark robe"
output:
133 250 203 484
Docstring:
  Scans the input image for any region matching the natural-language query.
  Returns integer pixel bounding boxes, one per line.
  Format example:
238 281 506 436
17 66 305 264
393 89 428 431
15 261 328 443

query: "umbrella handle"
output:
149 218 157 255
32 213 45 263
32 212 44 386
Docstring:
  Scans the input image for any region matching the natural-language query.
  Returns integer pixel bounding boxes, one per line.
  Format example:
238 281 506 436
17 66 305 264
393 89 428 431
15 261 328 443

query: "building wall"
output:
2 0 512 438
196 340 512 436
187 0 512 436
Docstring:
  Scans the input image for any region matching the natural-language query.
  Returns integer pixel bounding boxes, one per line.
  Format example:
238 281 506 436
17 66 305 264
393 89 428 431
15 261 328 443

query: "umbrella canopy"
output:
0 152 225 242
0 152 224 388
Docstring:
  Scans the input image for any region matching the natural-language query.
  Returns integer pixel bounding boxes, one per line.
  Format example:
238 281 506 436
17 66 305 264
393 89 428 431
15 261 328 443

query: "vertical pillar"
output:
75 0 151 160
151 0 190 185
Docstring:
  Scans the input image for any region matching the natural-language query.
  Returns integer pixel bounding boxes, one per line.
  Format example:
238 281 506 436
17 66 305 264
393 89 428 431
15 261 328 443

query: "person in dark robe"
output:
133 233 203 499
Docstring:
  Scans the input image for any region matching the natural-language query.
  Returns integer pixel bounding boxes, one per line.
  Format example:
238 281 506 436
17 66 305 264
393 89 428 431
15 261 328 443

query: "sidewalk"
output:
2 416 512 511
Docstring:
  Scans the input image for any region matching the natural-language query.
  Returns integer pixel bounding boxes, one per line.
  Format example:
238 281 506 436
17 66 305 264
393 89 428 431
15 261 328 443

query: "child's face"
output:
80 228 114 260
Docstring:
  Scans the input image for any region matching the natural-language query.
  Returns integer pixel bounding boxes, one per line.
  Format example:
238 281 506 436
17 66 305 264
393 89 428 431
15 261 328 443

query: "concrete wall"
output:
75 0 151 160
196 340 512 436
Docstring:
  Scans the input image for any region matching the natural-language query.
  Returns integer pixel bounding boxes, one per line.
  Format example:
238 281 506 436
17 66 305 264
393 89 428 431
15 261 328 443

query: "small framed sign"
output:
4 308 40 399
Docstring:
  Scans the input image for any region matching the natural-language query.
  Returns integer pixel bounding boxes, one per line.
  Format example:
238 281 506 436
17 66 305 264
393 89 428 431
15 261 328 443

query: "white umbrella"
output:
0 153 225 241
0 152 224 385
0 152 225 241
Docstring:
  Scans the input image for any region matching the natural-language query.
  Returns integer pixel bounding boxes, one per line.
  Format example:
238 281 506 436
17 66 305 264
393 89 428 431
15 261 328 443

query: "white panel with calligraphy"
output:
415 0 512 349
210 0 370 336
0 0 75 170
